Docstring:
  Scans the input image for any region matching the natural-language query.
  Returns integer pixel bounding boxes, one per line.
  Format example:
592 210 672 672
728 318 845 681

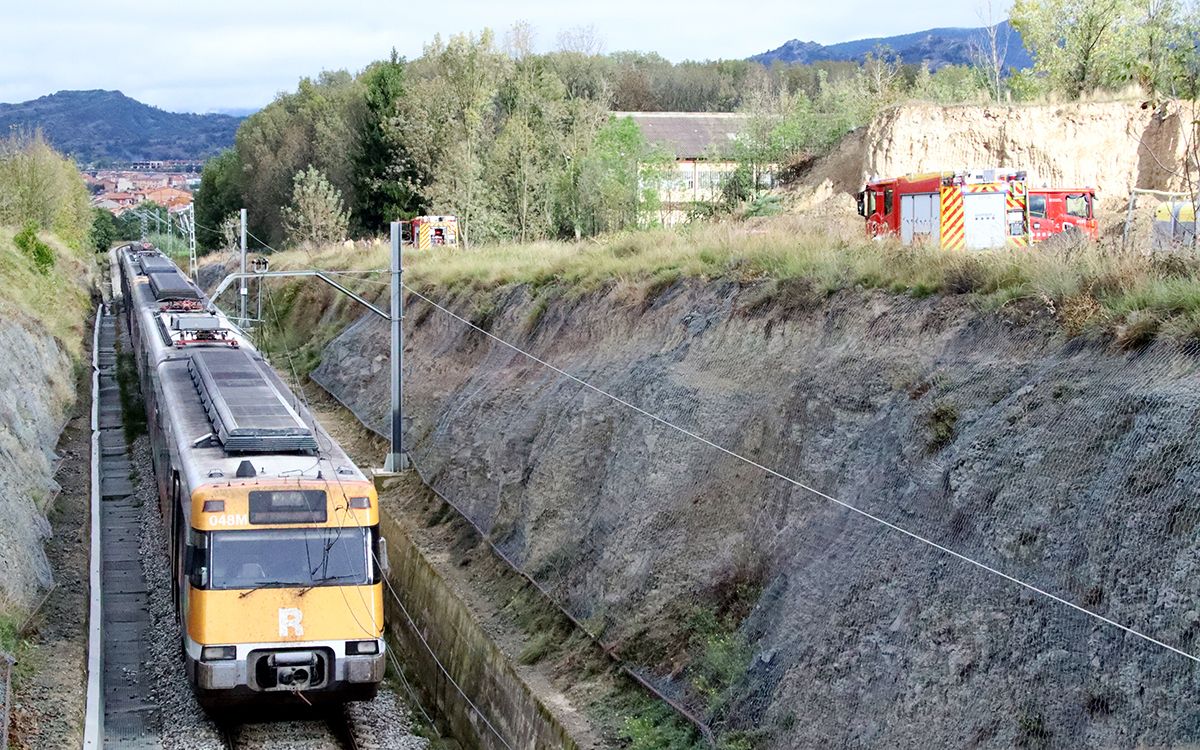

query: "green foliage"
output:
743 194 783 218
352 52 421 232
115 346 147 442
15 221 55 274
281 166 350 247
0 131 93 249
91 207 117 252
686 608 753 716
194 148 243 250
733 60 889 198
236 70 364 245
910 63 990 104
621 702 703 750
1010 0 1200 100
924 401 959 452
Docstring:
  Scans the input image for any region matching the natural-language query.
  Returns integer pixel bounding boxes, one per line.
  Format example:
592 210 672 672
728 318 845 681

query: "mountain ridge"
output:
0 90 243 164
751 22 1033 70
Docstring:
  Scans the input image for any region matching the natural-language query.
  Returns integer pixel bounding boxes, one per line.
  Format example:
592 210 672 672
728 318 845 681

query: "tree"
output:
352 52 422 233
0 131 93 250
1011 0 1138 99
91 208 117 252
280 166 349 247
573 116 667 234
235 70 365 244
194 148 243 250
395 31 508 247
971 1 1013 101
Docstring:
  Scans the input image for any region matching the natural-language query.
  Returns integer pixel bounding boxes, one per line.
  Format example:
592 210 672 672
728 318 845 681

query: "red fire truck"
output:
857 170 1097 248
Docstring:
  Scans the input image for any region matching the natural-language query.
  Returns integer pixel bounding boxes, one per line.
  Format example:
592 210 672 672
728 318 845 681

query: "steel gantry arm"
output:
210 222 407 471
210 270 390 321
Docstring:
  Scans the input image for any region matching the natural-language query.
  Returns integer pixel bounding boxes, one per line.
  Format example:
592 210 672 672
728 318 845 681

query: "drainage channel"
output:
93 305 162 748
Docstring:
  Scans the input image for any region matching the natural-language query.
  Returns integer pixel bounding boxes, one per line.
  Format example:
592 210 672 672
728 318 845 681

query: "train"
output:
116 244 386 707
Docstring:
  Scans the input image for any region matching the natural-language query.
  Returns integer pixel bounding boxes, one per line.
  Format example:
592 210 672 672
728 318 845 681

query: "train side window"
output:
1029 195 1047 218
187 529 210 588
884 190 894 216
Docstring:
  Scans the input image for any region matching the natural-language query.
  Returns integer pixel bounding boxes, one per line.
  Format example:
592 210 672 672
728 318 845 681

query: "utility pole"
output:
184 204 198 280
384 221 409 472
239 208 248 325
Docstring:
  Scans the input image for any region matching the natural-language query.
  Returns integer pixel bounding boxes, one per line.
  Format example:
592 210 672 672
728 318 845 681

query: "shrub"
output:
14 221 54 274
924 401 958 452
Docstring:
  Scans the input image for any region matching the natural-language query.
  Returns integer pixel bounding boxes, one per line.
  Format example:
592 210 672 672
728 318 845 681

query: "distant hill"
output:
751 22 1032 70
0 90 244 165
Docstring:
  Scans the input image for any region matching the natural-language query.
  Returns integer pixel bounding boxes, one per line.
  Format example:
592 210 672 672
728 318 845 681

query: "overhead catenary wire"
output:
402 284 1200 667
252 266 492 745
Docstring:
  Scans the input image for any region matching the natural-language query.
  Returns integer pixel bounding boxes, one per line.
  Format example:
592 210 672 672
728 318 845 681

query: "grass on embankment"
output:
0 225 95 358
253 217 1200 348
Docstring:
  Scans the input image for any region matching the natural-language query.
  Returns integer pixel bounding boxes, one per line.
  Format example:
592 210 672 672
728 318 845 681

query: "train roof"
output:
118 247 368 493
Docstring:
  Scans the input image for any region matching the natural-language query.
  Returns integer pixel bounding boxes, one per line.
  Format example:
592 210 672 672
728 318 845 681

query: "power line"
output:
254 271 503 746
402 284 1200 667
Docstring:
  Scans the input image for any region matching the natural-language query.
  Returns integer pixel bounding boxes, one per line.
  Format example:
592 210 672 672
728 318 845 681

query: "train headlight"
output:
201 645 236 661
346 640 379 655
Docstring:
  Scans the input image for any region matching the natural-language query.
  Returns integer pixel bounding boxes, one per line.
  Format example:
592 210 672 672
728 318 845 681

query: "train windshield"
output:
209 527 371 590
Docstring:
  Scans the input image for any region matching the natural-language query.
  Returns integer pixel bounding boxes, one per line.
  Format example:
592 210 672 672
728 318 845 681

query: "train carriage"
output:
116 246 386 706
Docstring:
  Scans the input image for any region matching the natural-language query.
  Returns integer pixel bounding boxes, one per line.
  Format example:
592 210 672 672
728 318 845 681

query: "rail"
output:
82 304 103 750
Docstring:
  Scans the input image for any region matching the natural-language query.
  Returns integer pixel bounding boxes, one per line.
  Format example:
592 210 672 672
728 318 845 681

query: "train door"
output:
900 193 939 245
963 191 1007 249
1028 192 1057 241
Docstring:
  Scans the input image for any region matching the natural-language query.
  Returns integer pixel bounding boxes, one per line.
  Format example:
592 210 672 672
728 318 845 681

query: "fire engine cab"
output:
858 170 1098 249
1027 188 1098 241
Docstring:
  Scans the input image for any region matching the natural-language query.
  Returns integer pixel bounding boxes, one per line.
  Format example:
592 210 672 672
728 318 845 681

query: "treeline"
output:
195 30 973 250
196 6 1200 251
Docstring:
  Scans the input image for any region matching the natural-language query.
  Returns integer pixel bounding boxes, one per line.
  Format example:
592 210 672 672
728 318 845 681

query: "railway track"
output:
85 250 427 749
219 708 360 750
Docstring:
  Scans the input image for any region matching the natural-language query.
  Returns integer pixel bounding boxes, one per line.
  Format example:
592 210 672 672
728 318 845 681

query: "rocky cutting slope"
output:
0 229 93 615
313 280 1200 748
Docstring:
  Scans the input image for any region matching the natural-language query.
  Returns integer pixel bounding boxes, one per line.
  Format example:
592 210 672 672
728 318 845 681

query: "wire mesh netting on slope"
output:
312 281 1200 749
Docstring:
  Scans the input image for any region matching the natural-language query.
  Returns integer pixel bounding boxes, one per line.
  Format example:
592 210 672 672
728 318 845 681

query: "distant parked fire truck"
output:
857 170 1097 249
404 215 459 249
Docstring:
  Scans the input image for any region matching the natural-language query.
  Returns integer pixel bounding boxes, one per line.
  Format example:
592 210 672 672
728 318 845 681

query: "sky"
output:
0 0 1007 113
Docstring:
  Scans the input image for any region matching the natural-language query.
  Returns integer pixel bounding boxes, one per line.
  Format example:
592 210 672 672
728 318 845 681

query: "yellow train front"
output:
117 244 386 707
184 479 385 704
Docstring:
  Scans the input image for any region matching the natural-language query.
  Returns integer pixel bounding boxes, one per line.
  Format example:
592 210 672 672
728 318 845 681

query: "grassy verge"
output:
0 226 95 358
254 219 1200 347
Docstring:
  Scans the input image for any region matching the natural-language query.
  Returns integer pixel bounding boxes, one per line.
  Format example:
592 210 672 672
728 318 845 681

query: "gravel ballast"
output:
133 437 428 749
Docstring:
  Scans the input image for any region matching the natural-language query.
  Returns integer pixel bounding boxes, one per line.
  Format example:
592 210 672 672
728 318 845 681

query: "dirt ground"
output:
9 342 92 749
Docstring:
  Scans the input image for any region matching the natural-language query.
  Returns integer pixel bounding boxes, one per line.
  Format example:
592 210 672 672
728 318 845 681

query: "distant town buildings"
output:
83 169 199 216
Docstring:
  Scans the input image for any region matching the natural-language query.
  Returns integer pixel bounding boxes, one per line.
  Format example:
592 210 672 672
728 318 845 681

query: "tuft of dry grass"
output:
254 218 1200 346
